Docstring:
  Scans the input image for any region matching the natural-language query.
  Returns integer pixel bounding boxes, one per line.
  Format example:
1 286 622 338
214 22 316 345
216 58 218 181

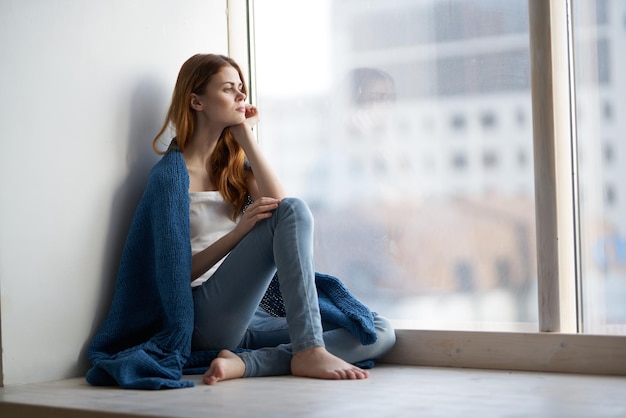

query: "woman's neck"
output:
184 130 222 192
184 126 223 169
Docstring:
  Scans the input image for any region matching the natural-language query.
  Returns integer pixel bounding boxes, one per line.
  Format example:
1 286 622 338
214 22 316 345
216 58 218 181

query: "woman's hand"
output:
190 194 279 281
234 196 280 237
229 104 287 200
241 104 259 126
229 104 259 144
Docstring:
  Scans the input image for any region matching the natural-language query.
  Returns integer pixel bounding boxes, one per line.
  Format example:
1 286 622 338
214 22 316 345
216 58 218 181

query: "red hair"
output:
152 54 250 220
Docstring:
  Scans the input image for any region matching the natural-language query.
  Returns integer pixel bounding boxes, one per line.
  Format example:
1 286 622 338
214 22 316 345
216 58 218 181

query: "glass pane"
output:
573 0 626 335
253 0 537 331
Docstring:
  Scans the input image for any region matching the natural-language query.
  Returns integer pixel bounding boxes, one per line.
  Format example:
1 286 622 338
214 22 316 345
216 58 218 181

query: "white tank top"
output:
189 191 238 287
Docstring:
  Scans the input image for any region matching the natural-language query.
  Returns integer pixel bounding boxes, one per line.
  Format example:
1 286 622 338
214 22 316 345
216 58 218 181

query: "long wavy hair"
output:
152 54 249 220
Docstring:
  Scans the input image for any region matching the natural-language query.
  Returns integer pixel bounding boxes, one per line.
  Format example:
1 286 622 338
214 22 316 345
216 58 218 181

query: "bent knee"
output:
277 197 313 222
279 197 309 211
371 315 397 358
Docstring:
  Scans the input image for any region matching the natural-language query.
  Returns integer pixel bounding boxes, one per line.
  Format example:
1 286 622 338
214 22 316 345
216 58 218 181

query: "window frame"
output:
228 0 626 375
529 0 580 333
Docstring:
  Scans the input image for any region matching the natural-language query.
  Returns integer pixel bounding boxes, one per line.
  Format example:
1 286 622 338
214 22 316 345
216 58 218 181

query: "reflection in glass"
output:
254 0 537 331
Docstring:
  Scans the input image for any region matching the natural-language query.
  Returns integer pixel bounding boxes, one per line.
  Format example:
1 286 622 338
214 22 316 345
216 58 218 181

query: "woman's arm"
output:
190 228 243 281
190 196 280 281
191 106 284 281
229 105 286 200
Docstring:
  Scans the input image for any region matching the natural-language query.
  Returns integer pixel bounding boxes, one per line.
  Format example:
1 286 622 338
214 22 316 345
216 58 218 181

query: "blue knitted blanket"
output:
86 149 376 389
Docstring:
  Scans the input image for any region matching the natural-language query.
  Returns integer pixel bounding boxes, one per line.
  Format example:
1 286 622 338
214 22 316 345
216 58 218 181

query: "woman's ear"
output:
190 93 203 111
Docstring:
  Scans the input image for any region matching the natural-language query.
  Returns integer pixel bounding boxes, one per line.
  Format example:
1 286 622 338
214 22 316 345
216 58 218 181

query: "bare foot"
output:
291 346 369 380
203 350 245 385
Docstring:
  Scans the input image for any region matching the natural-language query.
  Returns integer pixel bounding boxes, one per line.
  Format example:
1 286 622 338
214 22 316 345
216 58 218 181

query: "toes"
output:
203 375 218 385
344 369 357 380
335 367 368 380
347 367 368 380
334 369 348 379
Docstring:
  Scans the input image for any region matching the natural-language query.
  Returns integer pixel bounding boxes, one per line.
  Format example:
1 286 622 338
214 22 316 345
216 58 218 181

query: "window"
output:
452 152 468 170
251 0 536 332
515 108 527 127
603 141 614 164
574 0 626 334
451 113 467 131
482 150 498 169
480 111 497 130
517 149 528 167
496 258 511 286
454 261 475 292
229 0 626 339
605 184 616 206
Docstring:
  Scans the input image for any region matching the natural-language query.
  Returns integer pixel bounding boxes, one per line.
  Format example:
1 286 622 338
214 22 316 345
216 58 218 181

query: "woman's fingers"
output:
243 105 259 126
248 197 280 214
244 104 258 119
240 198 281 229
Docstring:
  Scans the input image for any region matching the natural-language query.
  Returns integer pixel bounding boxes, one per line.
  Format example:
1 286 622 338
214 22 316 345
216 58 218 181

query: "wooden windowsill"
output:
382 329 626 376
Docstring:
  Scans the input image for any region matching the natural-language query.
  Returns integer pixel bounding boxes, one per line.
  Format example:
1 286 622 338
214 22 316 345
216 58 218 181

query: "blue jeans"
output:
191 197 396 377
237 307 395 377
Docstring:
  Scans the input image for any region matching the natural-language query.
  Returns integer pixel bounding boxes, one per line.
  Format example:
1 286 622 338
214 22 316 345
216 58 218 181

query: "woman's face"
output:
194 65 247 128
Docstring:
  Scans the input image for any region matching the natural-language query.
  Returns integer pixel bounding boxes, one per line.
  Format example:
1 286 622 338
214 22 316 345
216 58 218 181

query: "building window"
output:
482 150 498 168
598 38 611 85
604 141 614 164
480 111 497 129
451 113 467 131
517 149 528 167
596 0 609 24
515 108 526 127
605 183 616 206
603 99 613 121
496 258 512 287
452 152 468 170
455 261 475 292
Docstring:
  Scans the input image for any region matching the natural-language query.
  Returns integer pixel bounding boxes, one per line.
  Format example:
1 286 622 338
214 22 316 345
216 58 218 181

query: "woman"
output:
87 54 395 389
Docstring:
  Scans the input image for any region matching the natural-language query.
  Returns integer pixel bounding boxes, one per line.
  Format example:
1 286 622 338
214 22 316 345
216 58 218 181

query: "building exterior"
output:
254 0 625 328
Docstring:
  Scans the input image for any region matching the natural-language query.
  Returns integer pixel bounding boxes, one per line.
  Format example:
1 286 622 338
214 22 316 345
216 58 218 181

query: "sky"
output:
253 0 332 98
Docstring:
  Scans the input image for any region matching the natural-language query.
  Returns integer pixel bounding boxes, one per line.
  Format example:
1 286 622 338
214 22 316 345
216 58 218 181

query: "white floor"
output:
1 364 625 418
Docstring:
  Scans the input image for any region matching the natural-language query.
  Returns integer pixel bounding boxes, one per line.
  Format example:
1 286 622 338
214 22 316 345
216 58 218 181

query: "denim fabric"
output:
191 197 324 354
238 308 396 377
191 197 396 377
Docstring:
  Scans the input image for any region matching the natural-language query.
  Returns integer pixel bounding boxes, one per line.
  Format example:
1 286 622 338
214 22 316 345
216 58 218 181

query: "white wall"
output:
0 0 228 386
